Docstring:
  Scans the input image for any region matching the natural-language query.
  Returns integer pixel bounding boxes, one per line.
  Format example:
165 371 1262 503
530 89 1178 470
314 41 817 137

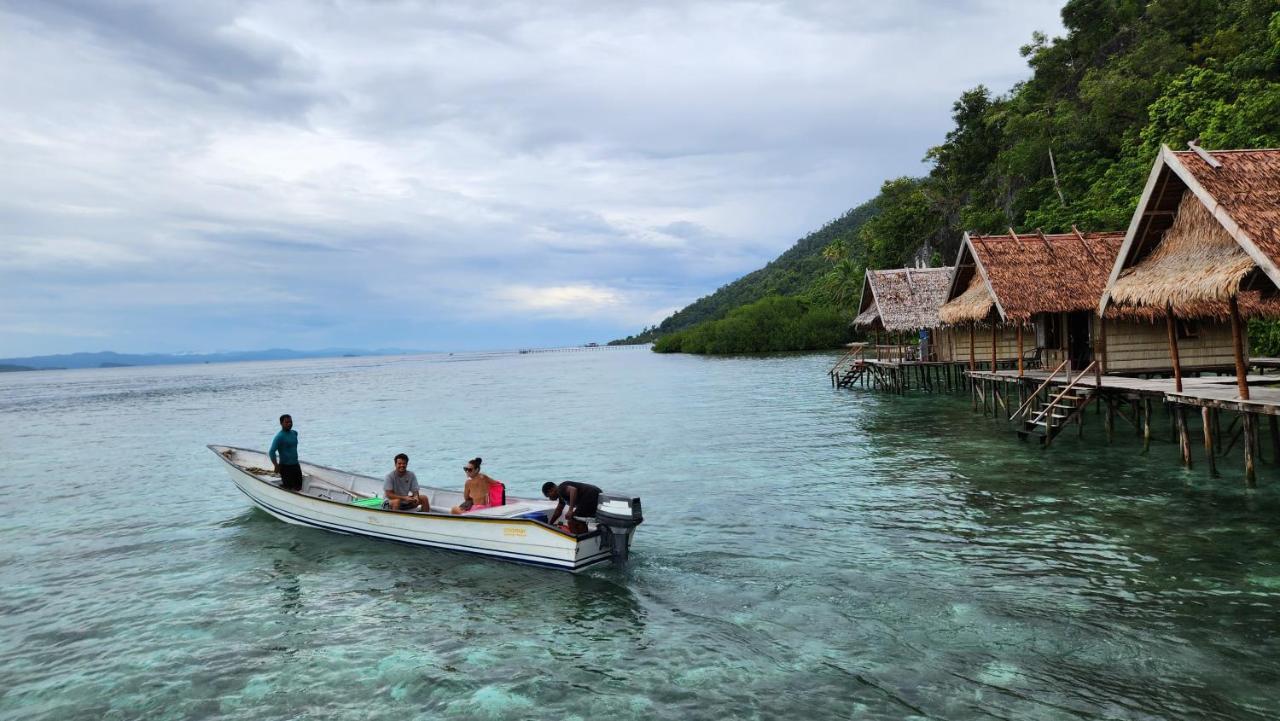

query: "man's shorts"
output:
575 490 600 518
279 463 303 491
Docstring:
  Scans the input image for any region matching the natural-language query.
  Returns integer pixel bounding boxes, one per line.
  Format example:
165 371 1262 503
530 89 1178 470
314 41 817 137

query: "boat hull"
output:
211 446 613 572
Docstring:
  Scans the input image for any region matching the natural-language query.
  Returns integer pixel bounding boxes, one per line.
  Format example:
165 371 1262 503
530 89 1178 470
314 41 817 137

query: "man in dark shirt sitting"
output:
384 453 429 511
542 481 601 534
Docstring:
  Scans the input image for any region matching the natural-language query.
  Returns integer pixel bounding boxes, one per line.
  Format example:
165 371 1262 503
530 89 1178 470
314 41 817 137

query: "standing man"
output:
384 453 429 511
269 414 303 491
542 481 602 535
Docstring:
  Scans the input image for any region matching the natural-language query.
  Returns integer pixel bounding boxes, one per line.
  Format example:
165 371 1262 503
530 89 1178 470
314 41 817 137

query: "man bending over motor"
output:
542 481 601 534
384 453 429 511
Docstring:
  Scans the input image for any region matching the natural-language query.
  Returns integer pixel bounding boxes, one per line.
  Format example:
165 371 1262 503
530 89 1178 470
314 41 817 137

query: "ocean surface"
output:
1 349 1278 720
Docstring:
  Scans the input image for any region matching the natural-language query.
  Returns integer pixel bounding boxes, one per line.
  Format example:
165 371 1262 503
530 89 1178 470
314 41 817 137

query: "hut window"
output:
1176 320 1200 340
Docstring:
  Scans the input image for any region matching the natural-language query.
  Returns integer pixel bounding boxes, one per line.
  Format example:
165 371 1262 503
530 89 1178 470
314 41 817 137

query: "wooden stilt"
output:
1269 416 1280 465
1142 398 1152 454
1104 397 1114 444
1203 407 1217 477
1177 405 1192 468
1243 412 1257 487
1165 303 1183 393
1229 294 1250 400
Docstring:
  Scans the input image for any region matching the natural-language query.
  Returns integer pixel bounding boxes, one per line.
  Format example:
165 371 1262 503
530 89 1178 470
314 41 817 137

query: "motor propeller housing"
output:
595 494 643 563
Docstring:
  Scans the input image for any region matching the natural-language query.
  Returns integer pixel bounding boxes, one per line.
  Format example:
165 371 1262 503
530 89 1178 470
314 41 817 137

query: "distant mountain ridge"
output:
611 199 878 344
0 348 420 370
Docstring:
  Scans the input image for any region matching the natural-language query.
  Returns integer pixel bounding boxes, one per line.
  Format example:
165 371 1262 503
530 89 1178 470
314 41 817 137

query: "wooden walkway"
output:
967 367 1280 414
829 349 1280 486
964 365 1280 485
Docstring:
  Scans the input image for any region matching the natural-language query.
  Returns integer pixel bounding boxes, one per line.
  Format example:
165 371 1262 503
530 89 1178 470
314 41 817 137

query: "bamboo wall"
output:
1104 318 1236 372
934 325 1021 364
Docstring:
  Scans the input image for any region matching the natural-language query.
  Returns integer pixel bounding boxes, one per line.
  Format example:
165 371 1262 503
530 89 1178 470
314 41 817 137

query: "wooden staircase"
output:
1013 361 1099 446
829 343 867 388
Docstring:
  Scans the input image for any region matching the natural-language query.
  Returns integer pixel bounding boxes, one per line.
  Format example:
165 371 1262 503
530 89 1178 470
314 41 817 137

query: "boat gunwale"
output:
208 444 594 541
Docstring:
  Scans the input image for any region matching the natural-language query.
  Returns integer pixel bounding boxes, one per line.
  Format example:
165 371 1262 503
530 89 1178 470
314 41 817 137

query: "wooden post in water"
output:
1269 416 1280 465
1165 303 1183 393
1142 398 1152 454
1230 294 1250 400
1176 405 1192 468
1243 412 1258 487
1202 407 1217 477
1104 397 1114 444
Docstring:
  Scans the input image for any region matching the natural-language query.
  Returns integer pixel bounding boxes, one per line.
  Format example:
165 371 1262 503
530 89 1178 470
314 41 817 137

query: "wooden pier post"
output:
1165 303 1183 393
1142 398 1152 454
1104 397 1114 444
1243 412 1257 487
1229 294 1250 400
1176 405 1192 468
1269 416 1280 464
1202 407 1217 477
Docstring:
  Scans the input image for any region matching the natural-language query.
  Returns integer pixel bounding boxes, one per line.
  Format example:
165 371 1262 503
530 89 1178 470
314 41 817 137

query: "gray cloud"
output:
0 0 1063 355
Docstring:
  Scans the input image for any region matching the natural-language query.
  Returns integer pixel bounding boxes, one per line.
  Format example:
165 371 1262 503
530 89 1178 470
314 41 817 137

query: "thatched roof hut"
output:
1100 145 1280 320
853 267 952 332
938 230 1125 325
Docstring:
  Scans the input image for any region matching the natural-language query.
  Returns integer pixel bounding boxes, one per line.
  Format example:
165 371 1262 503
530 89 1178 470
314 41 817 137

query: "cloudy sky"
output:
0 0 1064 356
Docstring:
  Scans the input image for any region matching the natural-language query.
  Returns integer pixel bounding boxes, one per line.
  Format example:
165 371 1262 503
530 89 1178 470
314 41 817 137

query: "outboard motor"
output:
595 494 643 563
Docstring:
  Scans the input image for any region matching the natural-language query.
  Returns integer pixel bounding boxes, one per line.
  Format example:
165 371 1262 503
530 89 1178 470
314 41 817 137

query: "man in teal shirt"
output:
269 414 302 491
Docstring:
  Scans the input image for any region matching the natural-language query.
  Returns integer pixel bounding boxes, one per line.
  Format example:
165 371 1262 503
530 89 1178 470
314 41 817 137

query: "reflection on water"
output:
0 351 1278 720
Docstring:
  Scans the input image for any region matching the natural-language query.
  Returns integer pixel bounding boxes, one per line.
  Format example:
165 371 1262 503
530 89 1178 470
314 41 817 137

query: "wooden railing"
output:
1029 361 1099 427
1011 359 1070 419
867 344 920 362
828 343 866 375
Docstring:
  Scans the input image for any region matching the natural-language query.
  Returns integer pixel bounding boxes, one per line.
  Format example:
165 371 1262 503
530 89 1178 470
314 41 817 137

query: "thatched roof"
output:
937 270 994 324
1109 192 1255 312
853 267 951 331
937 229 1125 324
852 305 880 328
1101 145 1280 319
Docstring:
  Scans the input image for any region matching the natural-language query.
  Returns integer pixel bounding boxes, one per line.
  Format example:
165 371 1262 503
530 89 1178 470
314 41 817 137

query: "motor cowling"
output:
595 494 643 563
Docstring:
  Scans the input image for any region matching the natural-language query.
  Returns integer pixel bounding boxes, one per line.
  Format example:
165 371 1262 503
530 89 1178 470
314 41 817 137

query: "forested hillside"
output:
609 201 878 345
627 0 1280 355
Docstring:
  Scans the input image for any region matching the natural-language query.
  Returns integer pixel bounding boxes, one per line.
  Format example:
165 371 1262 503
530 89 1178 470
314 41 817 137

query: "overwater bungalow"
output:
852 267 952 361
1100 144 1280 398
936 229 1131 375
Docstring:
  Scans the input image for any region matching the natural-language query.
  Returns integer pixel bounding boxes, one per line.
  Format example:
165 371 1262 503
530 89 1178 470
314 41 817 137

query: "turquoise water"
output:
1 349 1278 720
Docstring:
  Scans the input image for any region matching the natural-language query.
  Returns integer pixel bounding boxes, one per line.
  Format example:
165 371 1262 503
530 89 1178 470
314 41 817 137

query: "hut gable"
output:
938 230 1125 324
853 268 951 332
1101 145 1280 317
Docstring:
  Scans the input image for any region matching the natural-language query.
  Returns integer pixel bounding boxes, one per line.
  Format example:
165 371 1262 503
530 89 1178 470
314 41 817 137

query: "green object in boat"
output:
352 497 383 508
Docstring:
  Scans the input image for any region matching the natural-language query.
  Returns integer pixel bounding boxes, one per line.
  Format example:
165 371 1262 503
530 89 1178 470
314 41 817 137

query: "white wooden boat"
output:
209 445 643 572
